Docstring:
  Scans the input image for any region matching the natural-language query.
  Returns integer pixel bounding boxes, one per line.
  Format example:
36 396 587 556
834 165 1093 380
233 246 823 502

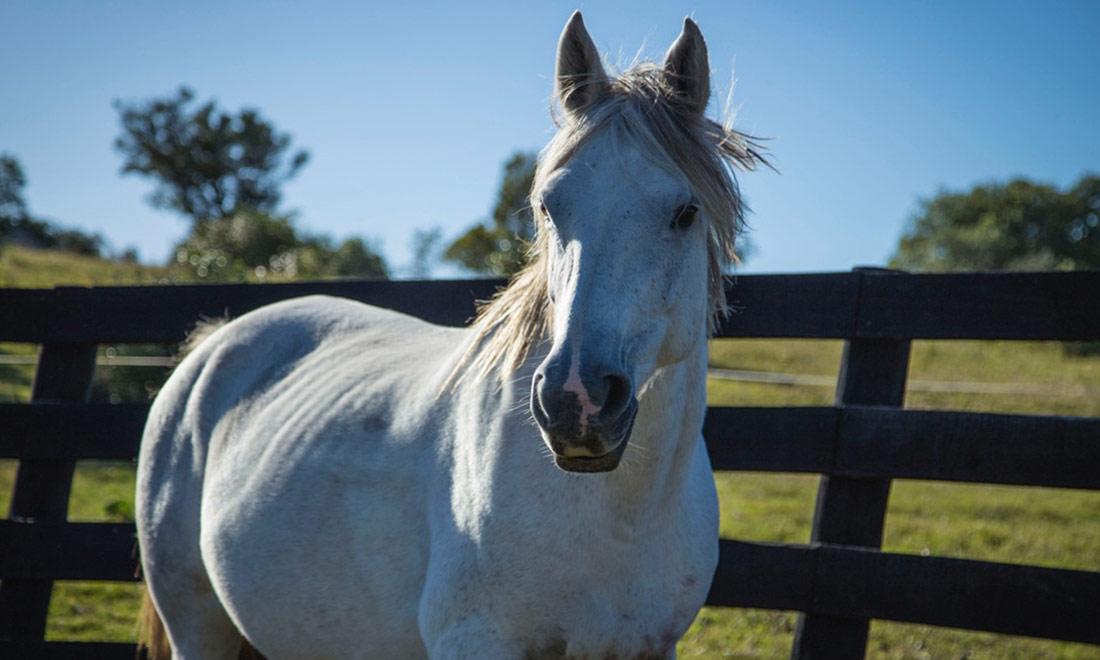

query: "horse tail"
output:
175 316 231 364
138 590 171 660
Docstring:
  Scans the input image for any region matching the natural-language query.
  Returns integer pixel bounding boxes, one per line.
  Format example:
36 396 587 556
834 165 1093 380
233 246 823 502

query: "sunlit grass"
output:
0 342 35 402
0 245 171 288
708 338 1100 417
679 339 1100 659
48 581 144 642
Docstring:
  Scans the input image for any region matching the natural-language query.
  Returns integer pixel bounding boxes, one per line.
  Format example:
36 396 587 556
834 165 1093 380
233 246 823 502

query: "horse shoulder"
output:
140 293 468 550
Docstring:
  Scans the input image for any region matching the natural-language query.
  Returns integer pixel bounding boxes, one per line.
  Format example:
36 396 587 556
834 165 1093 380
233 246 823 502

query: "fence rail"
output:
3 270 1099 344
1 269 1098 659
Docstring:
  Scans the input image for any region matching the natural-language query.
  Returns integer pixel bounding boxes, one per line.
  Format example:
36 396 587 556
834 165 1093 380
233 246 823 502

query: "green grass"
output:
708 338 1100 417
0 244 172 288
48 581 145 643
2 254 1099 657
0 342 35 402
679 338 1100 659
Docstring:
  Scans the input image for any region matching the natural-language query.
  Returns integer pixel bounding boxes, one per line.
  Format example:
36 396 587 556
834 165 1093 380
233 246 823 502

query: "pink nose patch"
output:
562 352 602 433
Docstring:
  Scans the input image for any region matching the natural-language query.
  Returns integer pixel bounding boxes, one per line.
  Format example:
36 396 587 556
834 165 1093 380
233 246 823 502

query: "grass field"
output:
2 247 1098 658
0 244 172 288
687 339 1100 659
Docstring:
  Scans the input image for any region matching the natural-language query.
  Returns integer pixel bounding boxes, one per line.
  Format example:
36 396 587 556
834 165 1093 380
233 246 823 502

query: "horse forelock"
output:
452 61 769 387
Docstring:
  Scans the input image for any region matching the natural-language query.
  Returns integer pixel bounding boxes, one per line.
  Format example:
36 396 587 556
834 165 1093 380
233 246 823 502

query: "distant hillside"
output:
0 245 175 288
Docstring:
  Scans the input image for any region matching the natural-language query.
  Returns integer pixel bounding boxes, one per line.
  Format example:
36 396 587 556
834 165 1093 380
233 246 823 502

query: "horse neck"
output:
607 333 710 513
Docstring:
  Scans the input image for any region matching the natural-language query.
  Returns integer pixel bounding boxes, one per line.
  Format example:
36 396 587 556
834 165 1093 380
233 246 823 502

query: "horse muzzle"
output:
530 366 638 473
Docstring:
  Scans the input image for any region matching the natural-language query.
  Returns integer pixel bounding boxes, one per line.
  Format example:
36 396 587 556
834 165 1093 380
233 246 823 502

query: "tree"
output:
115 87 309 224
171 209 387 281
444 152 537 276
331 237 388 278
0 153 103 256
408 227 443 279
0 154 28 222
890 175 1100 271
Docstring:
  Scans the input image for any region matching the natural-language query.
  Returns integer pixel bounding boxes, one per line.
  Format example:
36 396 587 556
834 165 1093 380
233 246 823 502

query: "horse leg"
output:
139 454 243 658
144 573 242 660
141 512 242 660
141 506 244 659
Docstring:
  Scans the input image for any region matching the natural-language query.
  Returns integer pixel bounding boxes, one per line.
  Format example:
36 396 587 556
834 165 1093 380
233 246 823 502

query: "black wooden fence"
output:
1 269 1098 659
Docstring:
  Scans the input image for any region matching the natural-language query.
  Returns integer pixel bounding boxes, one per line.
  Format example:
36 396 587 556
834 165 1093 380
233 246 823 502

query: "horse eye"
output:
672 204 699 230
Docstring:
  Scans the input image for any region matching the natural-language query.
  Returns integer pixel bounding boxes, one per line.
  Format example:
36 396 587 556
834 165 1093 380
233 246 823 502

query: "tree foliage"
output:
891 175 1100 271
0 154 28 222
114 89 388 277
172 210 387 281
444 152 537 276
409 227 443 279
115 87 309 224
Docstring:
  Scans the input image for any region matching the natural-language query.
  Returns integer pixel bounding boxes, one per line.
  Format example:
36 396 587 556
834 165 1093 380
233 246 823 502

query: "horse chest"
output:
422 477 715 659
431 545 706 659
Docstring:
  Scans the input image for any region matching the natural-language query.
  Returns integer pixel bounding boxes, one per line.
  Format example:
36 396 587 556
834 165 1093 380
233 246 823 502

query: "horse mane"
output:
454 61 769 386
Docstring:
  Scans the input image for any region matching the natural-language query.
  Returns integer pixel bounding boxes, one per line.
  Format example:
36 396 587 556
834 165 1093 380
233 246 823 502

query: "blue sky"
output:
2 1 1098 275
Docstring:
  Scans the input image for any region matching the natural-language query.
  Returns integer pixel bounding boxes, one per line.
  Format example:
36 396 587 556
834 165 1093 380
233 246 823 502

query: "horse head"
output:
530 13 719 473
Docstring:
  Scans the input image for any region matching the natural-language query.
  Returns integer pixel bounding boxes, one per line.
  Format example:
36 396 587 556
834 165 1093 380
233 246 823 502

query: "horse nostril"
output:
531 371 550 427
602 372 631 418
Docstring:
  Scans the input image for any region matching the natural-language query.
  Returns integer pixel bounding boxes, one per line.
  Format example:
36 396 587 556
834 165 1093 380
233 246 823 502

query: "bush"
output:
171 210 387 281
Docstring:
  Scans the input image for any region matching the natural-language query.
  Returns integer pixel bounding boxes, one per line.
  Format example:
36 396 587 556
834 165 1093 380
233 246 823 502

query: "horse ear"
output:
663 17 710 115
555 11 609 115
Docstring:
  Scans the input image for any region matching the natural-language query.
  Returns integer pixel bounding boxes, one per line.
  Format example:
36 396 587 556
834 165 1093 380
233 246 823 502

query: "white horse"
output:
137 12 765 659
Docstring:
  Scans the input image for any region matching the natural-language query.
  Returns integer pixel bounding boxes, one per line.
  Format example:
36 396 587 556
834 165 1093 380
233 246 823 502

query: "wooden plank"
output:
0 273 867 344
0 641 144 660
706 539 815 611
0 279 505 343
836 407 1100 490
4 271 1100 344
0 288 53 343
708 542 1100 644
5 345 98 519
813 545 1100 645
717 272 861 338
792 273 912 660
706 405 1100 490
806 341 910 549
0 521 138 581
703 407 836 473
5 400 1093 488
0 343 99 641
0 403 148 460
4 271 1098 343
857 270 1100 340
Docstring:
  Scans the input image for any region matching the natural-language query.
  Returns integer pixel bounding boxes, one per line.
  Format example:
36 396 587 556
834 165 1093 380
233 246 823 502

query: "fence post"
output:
790 269 911 660
0 342 98 641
